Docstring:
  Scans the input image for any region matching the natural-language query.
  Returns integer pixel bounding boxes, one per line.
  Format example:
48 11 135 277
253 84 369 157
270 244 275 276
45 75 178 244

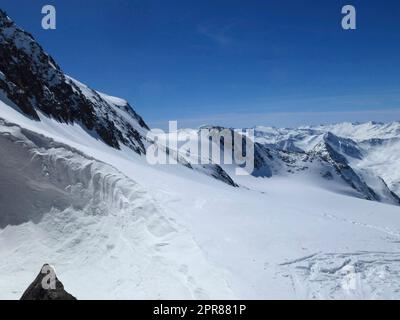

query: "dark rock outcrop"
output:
0 10 243 188
20 264 76 300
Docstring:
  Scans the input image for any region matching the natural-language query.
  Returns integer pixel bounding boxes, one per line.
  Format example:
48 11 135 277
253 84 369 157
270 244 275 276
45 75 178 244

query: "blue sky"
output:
1 0 400 129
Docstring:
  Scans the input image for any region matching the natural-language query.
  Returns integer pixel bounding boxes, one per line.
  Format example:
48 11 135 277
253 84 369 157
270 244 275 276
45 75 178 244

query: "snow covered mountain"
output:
0 9 235 187
253 121 400 149
1 9 400 300
173 124 399 205
250 123 400 204
0 9 150 153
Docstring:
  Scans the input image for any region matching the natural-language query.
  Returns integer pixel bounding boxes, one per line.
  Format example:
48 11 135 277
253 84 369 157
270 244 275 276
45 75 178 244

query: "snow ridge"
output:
0 9 148 153
0 119 233 299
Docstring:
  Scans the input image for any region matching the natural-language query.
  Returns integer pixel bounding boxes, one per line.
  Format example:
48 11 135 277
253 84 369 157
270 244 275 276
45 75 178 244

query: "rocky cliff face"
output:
310 134 379 201
0 10 240 187
0 9 148 154
20 264 76 300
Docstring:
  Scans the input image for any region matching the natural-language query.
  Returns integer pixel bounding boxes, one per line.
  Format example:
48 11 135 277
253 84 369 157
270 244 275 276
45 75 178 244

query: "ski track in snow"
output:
1 13 400 299
278 251 400 299
1 102 400 299
276 212 400 299
322 212 400 238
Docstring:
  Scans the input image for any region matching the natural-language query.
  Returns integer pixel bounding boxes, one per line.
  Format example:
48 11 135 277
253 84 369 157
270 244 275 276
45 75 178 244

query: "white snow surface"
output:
1 101 400 300
253 122 400 200
254 122 400 150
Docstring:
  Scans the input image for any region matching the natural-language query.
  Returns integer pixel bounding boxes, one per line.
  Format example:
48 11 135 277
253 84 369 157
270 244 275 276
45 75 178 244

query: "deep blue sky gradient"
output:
1 0 400 128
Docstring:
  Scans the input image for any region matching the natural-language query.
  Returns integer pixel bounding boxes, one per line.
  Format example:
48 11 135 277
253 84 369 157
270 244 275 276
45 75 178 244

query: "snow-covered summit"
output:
0 9 149 153
1 9 400 300
253 121 400 151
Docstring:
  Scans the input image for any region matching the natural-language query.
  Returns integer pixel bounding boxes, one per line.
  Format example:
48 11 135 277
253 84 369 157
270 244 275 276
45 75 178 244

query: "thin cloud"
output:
197 23 236 46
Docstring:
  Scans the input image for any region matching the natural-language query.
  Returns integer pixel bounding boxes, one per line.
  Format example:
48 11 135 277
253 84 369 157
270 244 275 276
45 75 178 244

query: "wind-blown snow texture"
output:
1 9 400 300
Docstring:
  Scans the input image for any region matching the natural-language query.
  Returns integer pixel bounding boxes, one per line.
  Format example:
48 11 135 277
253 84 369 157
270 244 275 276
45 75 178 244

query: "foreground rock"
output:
20 264 76 300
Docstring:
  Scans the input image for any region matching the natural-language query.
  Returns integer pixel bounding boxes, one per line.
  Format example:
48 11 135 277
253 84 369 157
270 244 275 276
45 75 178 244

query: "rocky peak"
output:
20 264 76 300
322 132 363 160
0 10 148 154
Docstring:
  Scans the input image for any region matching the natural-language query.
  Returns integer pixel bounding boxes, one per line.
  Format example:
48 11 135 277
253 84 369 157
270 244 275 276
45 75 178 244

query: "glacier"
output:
1 8 400 300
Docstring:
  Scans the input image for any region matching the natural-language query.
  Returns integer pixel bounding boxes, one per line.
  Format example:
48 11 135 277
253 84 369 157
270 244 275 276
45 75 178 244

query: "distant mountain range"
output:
1 9 400 300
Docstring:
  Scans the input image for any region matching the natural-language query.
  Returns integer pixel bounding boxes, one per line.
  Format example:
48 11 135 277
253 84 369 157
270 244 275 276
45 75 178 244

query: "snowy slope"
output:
1 8 400 300
252 123 400 203
254 122 400 150
311 121 400 141
0 9 149 153
2 110 400 299
1 108 400 299
0 119 234 299
0 9 235 188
